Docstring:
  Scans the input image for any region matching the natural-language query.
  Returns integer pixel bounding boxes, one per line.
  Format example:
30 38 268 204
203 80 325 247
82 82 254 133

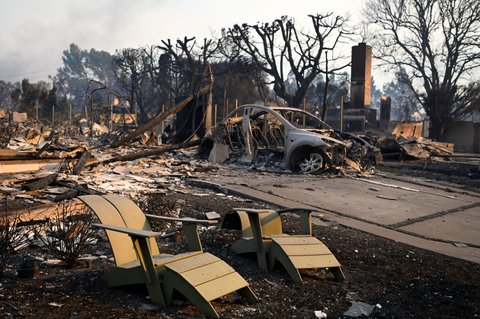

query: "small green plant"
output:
0 198 30 276
35 200 96 268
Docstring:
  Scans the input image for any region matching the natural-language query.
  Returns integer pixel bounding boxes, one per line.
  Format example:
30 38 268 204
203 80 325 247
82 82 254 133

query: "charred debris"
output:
0 87 478 216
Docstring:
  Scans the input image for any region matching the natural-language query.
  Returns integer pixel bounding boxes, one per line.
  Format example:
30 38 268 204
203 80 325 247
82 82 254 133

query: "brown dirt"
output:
1 175 479 319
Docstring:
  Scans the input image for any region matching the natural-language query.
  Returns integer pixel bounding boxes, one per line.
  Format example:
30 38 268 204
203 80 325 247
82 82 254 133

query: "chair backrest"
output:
78 195 138 266
238 209 283 237
102 195 160 256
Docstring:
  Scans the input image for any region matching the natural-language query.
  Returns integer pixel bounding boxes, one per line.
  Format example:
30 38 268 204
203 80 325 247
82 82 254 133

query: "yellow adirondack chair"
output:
224 207 345 283
78 195 256 319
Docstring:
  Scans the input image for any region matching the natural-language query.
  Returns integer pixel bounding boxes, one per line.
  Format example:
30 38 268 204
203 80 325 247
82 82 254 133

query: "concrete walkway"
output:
202 169 480 264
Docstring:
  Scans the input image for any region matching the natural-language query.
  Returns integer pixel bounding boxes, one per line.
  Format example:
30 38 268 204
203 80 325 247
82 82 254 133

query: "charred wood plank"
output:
73 151 91 175
22 173 58 191
53 189 79 202
34 142 51 158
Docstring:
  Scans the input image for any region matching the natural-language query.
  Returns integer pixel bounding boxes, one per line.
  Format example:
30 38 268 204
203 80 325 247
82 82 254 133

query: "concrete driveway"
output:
201 168 480 264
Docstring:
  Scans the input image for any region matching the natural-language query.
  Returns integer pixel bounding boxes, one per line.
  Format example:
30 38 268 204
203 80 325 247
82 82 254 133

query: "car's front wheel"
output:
297 152 326 174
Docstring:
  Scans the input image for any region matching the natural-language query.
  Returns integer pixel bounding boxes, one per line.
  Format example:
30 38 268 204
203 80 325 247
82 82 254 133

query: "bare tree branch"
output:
365 0 480 138
226 14 351 107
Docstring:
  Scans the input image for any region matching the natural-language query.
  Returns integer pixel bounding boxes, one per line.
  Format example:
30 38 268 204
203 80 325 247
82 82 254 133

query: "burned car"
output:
201 104 380 173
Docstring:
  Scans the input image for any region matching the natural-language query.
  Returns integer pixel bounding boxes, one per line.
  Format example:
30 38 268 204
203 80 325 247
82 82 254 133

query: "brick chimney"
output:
351 42 372 109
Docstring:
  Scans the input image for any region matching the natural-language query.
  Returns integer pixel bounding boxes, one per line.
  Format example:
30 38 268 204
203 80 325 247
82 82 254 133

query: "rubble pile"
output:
1 104 378 222
0 146 222 218
397 137 454 160
1 106 478 223
363 122 480 179
366 122 456 160
391 122 454 160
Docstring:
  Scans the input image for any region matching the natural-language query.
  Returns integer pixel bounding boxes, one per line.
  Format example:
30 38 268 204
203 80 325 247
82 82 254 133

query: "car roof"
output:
236 104 312 113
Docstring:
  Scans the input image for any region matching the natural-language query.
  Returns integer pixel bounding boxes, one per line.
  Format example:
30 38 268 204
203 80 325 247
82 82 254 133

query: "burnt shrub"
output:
0 198 31 276
34 200 97 268
137 192 178 232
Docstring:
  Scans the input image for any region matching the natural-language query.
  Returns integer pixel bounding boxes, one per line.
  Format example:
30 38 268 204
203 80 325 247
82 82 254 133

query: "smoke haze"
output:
0 0 360 82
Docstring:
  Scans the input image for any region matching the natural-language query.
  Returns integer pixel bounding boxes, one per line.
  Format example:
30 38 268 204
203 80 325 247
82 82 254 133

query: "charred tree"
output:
157 37 218 96
226 14 351 108
365 0 480 139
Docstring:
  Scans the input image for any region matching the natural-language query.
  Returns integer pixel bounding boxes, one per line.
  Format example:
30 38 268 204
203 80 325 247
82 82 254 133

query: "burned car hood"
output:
289 129 349 148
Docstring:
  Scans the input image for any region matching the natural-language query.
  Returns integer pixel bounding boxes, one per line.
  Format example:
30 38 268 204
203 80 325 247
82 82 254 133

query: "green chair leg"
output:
331 267 346 281
163 269 219 319
238 286 258 304
269 243 303 283
132 236 167 307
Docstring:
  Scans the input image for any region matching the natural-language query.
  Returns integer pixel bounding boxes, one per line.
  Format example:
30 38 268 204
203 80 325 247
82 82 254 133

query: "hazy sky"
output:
0 0 370 83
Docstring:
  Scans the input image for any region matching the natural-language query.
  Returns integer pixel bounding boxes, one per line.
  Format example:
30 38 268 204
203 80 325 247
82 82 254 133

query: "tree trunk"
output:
429 115 448 141
425 88 454 140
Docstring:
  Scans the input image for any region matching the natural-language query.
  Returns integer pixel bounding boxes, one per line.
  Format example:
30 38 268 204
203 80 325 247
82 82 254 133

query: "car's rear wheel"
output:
298 152 325 174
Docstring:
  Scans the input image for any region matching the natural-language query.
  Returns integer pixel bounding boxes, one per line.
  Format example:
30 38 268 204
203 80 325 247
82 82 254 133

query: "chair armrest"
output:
232 208 276 239
240 210 265 248
234 208 269 270
92 223 163 238
144 214 218 225
144 215 216 252
232 208 268 215
92 223 162 287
